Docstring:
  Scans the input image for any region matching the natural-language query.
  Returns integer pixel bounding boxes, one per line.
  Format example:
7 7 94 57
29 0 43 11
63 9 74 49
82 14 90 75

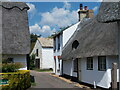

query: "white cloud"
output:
39 3 78 28
26 3 36 19
93 6 99 12
30 2 78 37
29 24 56 37
63 1 71 9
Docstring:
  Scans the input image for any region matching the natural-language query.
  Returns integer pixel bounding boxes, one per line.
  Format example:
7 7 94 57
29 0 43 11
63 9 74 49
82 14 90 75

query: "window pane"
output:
87 57 93 70
98 56 106 71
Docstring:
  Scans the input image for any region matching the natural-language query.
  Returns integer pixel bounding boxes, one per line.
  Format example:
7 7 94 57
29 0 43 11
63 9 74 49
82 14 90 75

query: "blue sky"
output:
27 2 101 37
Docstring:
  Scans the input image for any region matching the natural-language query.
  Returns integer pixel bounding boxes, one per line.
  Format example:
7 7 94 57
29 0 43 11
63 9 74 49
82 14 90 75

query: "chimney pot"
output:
84 6 88 10
80 4 83 10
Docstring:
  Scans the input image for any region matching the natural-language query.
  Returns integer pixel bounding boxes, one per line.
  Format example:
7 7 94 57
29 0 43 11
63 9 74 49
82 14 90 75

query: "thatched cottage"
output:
30 38 54 70
1 2 30 70
61 2 119 89
53 4 94 76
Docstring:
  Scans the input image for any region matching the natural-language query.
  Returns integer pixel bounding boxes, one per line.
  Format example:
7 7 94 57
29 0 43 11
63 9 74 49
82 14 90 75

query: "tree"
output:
29 54 35 70
30 33 41 52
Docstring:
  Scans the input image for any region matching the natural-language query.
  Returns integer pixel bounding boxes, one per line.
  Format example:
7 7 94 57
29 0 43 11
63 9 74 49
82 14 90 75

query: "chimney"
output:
80 4 83 10
84 6 88 10
86 10 94 18
78 4 94 21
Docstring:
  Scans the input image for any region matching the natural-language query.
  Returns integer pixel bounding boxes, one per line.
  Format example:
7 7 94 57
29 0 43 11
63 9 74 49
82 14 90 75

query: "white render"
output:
63 22 80 47
42 48 54 69
63 60 77 77
53 22 80 75
3 54 27 70
63 56 119 88
31 39 54 69
30 40 42 59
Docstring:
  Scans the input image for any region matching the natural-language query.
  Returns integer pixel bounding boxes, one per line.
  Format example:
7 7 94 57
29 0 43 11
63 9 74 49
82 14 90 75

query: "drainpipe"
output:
118 21 120 90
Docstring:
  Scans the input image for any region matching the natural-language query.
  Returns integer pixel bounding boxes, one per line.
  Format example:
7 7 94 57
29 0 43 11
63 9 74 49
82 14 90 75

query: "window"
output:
73 59 78 72
36 49 38 56
58 35 60 50
54 38 56 51
98 56 106 71
72 40 79 50
87 57 93 70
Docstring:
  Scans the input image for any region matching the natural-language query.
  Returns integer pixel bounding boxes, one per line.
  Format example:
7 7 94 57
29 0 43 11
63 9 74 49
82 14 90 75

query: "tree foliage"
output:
30 34 41 52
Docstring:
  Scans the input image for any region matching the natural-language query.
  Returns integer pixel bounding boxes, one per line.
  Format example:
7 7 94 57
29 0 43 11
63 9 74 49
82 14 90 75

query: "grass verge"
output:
34 69 53 72
31 82 36 86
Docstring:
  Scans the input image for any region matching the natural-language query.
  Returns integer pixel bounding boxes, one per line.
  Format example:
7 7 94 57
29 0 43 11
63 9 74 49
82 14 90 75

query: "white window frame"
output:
87 57 93 70
98 56 106 71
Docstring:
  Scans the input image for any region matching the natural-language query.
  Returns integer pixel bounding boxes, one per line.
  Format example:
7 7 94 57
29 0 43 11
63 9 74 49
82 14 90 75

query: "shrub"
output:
1 70 31 90
2 63 23 73
30 54 35 70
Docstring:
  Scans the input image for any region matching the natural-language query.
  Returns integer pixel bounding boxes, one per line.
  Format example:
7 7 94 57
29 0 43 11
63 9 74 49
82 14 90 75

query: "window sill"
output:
73 71 77 72
86 69 93 70
98 70 106 71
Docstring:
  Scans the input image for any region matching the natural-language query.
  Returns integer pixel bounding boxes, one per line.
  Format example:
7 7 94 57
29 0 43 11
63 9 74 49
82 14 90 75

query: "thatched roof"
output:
1 2 30 54
38 38 53 48
61 17 118 60
97 2 120 22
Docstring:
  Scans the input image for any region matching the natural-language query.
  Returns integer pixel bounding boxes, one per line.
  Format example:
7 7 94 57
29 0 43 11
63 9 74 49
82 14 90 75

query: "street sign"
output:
0 79 9 86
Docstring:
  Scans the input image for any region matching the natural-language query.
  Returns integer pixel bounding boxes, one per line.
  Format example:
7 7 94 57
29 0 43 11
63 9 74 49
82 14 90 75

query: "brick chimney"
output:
86 10 94 18
78 4 94 21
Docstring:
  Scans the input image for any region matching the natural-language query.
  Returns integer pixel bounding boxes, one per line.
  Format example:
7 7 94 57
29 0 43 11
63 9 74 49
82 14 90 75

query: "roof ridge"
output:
1 2 29 11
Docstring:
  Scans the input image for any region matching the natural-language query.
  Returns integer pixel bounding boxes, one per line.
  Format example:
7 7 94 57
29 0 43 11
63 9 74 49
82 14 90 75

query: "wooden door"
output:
35 59 40 69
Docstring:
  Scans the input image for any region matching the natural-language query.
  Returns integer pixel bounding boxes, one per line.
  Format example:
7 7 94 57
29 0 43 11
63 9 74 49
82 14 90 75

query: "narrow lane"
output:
29 70 80 88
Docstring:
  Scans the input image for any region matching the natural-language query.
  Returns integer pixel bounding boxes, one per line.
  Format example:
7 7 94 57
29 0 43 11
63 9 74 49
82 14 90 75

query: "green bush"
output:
1 70 31 90
30 54 35 70
2 63 23 73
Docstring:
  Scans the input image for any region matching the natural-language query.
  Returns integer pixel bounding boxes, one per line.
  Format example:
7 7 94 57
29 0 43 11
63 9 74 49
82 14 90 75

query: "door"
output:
78 58 81 81
54 59 56 74
35 59 40 69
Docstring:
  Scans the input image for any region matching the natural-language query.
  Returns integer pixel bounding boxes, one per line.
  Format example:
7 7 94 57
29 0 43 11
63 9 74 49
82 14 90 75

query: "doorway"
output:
77 58 81 81
35 59 40 69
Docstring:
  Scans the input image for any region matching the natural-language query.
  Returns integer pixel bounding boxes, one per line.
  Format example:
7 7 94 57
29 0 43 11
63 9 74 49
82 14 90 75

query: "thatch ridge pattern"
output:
1 2 29 11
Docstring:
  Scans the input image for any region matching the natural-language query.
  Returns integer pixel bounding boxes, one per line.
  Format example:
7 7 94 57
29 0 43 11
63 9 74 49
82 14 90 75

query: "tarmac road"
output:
29 70 83 89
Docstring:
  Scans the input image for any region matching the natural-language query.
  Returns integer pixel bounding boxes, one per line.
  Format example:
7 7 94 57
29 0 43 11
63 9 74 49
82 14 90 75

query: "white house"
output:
53 4 94 76
53 22 80 75
31 38 54 70
1 2 30 70
61 2 119 89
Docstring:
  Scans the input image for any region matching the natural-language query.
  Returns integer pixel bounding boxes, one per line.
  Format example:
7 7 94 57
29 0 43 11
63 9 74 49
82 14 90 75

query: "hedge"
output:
0 70 31 90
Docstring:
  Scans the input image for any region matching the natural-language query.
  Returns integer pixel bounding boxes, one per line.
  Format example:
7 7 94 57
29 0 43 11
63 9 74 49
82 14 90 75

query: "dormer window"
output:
72 40 79 50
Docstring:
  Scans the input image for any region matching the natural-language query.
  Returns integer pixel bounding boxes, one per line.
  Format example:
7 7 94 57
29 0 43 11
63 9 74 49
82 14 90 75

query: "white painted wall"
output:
30 40 54 69
53 34 63 75
3 54 27 70
107 56 119 82
63 60 77 77
41 48 54 69
54 22 80 75
30 40 42 59
80 56 119 88
63 22 80 47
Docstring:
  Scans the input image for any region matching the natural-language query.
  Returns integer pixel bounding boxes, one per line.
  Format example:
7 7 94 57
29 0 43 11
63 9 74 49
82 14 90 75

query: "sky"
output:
27 2 101 37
